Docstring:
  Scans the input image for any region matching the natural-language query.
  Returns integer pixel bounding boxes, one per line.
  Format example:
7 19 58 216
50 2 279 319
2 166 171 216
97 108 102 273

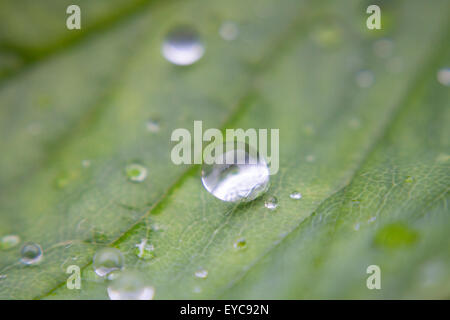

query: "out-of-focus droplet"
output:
219 21 239 41
0 235 20 250
107 271 154 300
437 67 450 86
162 26 205 66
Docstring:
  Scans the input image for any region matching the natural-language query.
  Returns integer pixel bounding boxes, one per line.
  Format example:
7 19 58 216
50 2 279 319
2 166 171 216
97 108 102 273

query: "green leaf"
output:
0 0 449 299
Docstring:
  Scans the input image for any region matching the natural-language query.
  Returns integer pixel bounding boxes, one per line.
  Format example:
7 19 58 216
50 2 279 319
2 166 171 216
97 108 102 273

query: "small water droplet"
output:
355 70 374 88
20 243 43 265
93 247 124 277
368 216 377 224
233 238 247 250
162 26 204 66
0 274 7 280
264 196 278 210
437 67 450 86
146 120 160 133
134 239 155 260
373 38 394 58
0 235 20 250
201 142 269 202
404 176 415 183
107 272 154 300
219 21 239 41
125 164 148 183
194 268 208 279
353 223 360 231
289 191 302 200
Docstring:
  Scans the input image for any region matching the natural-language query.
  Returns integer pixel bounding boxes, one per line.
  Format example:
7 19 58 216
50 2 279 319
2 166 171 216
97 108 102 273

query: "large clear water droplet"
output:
0 234 20 250
107 272 154 300
201 142 269 202
20 243 43 265
93 247 124 277
162 26 204 66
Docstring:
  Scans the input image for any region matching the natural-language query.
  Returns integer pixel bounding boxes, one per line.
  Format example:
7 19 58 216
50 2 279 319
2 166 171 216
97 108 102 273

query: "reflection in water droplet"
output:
93 247 124 277
289 191 302 200
233 238 247 250
219 21 239 41
134 239 155 260
20 243 43 265
264 196 278 210
162 26 204 66
126 164 148 183
107 272 154 300
194 268 208 279
146 120 160 133
355 70 374 88
0 235 20 250
437 67 450 86
201 142 269 202
373 38 394 58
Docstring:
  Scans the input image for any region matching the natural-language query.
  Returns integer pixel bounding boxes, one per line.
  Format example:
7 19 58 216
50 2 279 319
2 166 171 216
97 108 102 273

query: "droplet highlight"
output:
264 196 278 210
93 247 124 277
126 164 148 183
201 142 270 202
0 235 20 250
437 67 450 86
20 243 43 265
107 272 154 300
162 26 204 66
134 238 155 260
289 191 302 200
194 268 208 279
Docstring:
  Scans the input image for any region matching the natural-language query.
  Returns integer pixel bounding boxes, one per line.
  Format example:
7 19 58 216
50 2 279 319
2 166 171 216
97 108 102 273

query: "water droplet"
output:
93 247 124 277
201 142 269 202
20 243 43 265
146 120 160 133
107 270 122 281
107 271 154 300
437 67 450 86
0 234 20 250
162 26 204 66
125 164 147 183
134 239 155 260
194 268 208 279
264 196 278 210
0 275 7 280
289 191 302 200
404 176 415 183
353 223 360 231
233 238 247 250
219 21 239 41
373 38 394 58
355 70 374 88
368 216 377 224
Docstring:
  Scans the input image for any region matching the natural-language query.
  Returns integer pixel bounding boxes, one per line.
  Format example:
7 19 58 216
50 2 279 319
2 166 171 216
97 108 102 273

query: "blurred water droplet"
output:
93 247 124 277
289 191 302 200
0 275 7 280
0 235 20 250
233 238 247 250
162 26 204 66
194 268 208 279
201 142 269 202
126 164 147 183
219 21 239 41
437 67 450 86
146 120 160 133
368 216 377 224
373 38 394 58
353 223 360 231
20 243 43 265
355 70 374 88
107 272 154 300
264 196 278 210
134 239 155 260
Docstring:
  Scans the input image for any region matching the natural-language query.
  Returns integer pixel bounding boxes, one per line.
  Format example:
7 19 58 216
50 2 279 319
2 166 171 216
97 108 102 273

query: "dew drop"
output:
233 238 247 250
355 70 374 88
107 271 154 300
20 243 43 265
134 238 155 260
201 142 270 202
437 67 450 86
162 26 204 66
146 119 160 133
0 234 20 250
219 21 239 41
289 191 302 200
93 247 124 277
194 268 208 279
125 164 148 183
264 196 278 210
